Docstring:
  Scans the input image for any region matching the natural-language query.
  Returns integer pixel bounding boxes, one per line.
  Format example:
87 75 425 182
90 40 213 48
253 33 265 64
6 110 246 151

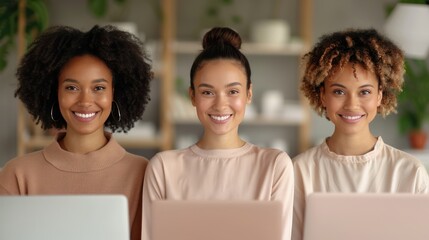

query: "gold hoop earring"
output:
51 104 59 122
111 101 121 122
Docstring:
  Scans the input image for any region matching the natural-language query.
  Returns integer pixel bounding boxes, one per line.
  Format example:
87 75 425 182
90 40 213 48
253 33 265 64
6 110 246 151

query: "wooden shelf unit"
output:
16 0 313 156
167 0 313 155
15 0 176 155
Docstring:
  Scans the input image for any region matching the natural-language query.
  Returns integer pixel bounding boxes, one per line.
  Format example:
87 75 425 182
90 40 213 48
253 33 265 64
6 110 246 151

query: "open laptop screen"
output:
303 193 429 240
152 200 283 240
0 195 129 240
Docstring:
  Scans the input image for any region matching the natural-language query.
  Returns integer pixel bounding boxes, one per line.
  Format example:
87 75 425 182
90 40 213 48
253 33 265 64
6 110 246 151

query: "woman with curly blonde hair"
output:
292 28 429 240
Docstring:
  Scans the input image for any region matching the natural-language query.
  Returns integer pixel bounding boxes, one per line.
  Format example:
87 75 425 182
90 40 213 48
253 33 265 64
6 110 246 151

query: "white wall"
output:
0 0 408 167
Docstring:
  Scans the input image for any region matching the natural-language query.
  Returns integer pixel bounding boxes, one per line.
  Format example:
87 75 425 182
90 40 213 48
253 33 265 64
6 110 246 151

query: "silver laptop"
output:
152 200 283 240
303 193 429 240
0 195 130 240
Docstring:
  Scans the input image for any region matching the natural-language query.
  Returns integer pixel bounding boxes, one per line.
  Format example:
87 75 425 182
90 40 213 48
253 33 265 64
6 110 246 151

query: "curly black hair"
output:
301 28 404 117
15 25 152 132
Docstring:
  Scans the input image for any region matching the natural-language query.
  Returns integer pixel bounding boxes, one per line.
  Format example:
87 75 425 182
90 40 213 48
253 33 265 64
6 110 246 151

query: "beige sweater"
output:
142 142 294 240
292 137 429 240
0 132 148 240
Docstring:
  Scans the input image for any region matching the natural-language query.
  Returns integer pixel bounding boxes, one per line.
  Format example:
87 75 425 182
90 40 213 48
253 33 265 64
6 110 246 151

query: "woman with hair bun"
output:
142 27 294 240
0 25 152 240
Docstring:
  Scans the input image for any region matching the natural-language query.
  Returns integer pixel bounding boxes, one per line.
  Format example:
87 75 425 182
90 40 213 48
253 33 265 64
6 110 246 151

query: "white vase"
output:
250 19 290 45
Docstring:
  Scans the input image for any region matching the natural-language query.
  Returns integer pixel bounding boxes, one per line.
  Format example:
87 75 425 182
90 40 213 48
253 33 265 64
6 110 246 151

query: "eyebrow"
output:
328 83 376 88
62 78 109 84
197 82 243 88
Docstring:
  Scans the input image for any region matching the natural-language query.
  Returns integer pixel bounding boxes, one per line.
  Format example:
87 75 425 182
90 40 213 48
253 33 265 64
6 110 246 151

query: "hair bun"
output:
202 27 242 50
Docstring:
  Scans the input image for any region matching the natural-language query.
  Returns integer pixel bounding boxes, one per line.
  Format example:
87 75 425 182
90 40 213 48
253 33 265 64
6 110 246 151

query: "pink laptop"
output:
303 193 429 240
152 200 283 240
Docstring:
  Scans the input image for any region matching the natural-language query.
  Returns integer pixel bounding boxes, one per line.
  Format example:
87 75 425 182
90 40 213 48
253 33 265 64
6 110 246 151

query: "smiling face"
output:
190 59 252 140
321 63 382 136
58 54 113 138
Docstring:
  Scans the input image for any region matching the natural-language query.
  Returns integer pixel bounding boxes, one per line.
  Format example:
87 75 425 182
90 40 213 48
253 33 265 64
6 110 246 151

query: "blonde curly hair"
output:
301 28 404 117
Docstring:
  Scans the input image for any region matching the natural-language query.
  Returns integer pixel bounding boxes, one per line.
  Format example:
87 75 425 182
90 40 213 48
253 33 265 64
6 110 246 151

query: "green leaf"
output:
27 0 49 32
0 0 49 72
399 0 427 3
231 15 241 24
221 0 234 5
398 58 429 134
87 0 107 18
206 6 218 17
114 0 127 4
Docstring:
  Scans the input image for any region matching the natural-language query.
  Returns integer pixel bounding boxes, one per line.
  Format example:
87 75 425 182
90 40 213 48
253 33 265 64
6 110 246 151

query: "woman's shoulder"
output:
123 151 149 162
122 151 149 169
144 148 192 173
248 144 292 167
1 150 45 174
380 142 424 166
250 144 288 156
150 147 191 162
292 143 324 164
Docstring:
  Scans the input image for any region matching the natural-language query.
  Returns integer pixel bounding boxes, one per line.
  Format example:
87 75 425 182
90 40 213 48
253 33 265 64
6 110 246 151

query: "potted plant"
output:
87 0 161 22
201 0 242 27
1 0 145 73
398 59 429 149
87 0 130 20
0 0 49 72
196 0 242 38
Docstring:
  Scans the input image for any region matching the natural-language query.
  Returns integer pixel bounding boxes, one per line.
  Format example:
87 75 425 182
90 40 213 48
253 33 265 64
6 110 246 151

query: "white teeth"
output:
211 115 231 121
342 115 362 120
75 112 96 118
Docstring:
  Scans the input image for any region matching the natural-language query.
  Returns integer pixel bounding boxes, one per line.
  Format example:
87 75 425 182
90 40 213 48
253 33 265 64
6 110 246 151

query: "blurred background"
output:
1 0 428 167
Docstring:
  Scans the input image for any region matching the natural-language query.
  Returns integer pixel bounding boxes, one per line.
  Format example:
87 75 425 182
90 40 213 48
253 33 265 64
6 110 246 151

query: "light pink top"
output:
292 137 429 240
142 142 294 240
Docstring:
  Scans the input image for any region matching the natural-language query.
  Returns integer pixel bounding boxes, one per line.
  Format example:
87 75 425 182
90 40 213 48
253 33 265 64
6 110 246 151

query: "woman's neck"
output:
197 132 245 150
60 130 108 154
327 131 378 156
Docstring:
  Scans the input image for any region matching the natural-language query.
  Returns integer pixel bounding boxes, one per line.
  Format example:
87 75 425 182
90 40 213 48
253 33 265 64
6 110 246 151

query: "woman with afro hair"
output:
292 28 429 240
0 25 152 240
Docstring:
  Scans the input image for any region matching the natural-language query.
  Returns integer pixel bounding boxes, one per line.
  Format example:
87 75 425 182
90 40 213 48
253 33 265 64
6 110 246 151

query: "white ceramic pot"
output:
250 19 290 45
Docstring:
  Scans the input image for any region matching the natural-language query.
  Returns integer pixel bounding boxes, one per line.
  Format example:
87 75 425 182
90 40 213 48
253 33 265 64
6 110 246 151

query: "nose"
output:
213 93 227 111
78 90 93 107
344 93 359 110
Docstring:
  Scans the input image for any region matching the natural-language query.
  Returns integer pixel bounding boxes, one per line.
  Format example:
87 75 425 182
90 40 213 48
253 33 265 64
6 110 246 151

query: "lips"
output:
339 114 364 120
210 114 232 121
74 112 96 119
